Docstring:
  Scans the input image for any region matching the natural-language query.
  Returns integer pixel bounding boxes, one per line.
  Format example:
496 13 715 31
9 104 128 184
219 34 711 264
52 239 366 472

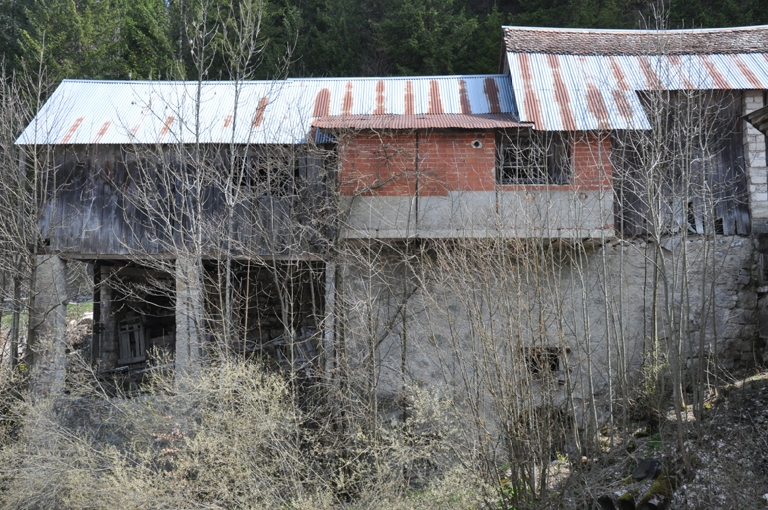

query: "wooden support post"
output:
323 261 336 381
100 266 118 368
91 261 101 365
28 255 67 396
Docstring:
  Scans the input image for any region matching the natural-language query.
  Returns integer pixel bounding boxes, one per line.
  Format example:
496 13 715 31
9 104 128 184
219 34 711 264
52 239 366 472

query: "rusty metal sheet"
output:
506 48 768 131
312 114 529 130
18 75 518 145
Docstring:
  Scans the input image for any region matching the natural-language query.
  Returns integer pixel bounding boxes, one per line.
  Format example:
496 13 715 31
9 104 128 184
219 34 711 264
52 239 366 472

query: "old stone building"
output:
16 26 768 413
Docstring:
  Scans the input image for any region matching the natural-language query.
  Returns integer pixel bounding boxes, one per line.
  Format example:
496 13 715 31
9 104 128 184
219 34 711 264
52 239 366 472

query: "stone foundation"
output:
338 236 757 410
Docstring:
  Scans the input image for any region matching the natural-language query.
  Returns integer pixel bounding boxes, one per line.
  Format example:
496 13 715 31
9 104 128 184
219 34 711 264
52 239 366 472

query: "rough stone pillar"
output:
744 90 768 231
175 256 203 378
28 255 67 396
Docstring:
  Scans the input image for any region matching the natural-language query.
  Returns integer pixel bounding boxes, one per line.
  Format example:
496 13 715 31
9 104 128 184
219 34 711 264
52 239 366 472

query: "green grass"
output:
647 433 663 453
1 310 22 326
67 301 93 320
0 301 92 326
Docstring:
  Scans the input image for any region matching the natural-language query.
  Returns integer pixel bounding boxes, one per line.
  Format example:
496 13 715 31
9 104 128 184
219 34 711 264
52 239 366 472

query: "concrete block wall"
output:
744 90 768 227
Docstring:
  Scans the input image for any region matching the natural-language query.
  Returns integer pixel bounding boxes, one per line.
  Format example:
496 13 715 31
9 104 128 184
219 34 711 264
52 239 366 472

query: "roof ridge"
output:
504 25 768 55
59 74 511 85
502 24 768 34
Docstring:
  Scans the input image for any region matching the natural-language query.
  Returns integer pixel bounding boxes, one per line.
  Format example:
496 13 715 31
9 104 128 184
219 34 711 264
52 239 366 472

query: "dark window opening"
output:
686 201 701 234
760 253 768 286
525 346 564 375
497 131 571 185
231 152 299 196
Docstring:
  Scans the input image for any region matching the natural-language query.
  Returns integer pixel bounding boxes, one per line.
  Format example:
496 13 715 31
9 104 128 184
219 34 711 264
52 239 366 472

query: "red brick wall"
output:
571 133 612 190
337 130 612 196
338 131 496 196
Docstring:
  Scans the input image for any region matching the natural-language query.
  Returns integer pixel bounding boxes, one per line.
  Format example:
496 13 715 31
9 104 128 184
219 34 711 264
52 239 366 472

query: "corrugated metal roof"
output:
504 25 768 131
17 75 518 145
312 113 528 130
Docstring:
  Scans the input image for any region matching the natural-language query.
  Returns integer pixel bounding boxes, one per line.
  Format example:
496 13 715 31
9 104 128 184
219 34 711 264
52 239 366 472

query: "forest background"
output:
1 0 767 86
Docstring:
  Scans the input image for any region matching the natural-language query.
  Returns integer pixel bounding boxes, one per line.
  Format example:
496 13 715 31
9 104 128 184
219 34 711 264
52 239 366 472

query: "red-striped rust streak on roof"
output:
428 80 444 114
92 121 111 144
342 81 354 116
224 115 233 128
609 57 631 90
313 89 330 117
700 55 729 88
375 80 386 115
517 53 545 128
668 55 695 89
312 114 529 130
483 77 501 114
548 55 577 130
586 83 610 130
253 97 268 127
404 81 415 115
639 57 663 89
731 54 763 88
60 117 83 144
611 90 633 118
158 116 174 142
458 79 472 114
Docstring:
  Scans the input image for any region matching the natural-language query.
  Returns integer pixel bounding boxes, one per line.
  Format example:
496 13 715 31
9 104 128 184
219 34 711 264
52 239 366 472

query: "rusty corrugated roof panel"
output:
507 53 652 130
504 26 768 131
291 75 516 117
312 114 529 130
746 104 768 136
17 75 518 145
503 25 768 55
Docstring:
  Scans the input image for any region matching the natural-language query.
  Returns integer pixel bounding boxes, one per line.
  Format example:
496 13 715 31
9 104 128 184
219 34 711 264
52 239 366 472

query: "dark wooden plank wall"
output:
613 91 750 237
39 145 330 257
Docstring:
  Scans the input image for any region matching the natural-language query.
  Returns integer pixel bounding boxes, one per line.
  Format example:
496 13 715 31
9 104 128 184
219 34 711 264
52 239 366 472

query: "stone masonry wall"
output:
339 236 757 417
745 90 768 228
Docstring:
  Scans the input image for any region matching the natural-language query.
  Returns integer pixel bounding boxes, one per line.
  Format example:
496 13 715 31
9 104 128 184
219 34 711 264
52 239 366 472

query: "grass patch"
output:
67 301 93 320
1 310 25 326
0 302 91 326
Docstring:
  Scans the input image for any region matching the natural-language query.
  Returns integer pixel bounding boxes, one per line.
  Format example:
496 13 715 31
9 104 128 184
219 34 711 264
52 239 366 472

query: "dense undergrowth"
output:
1 338 768 509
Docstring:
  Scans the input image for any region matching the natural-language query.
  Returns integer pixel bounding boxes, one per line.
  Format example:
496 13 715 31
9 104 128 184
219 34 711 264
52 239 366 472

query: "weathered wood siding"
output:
613 91 750 236
38 146 330 257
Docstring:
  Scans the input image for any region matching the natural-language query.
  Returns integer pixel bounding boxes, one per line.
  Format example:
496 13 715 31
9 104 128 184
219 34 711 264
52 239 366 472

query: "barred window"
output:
497 131 571 185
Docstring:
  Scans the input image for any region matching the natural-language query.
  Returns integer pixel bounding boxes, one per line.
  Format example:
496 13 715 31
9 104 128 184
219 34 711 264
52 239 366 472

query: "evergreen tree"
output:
375 0 479 75
0 0 31 74
21 0 173 81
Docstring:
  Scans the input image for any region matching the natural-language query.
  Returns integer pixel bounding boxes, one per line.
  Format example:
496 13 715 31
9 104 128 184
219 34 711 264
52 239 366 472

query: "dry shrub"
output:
0 358 489 509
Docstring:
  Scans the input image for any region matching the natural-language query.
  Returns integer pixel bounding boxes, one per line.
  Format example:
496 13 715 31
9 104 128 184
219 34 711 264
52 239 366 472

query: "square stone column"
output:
28 255 68 396
175 256 204 379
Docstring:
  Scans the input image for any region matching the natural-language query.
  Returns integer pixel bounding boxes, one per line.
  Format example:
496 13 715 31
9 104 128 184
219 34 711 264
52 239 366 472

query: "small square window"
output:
230 151 297 196
525 346 562 375
497 131 571 185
